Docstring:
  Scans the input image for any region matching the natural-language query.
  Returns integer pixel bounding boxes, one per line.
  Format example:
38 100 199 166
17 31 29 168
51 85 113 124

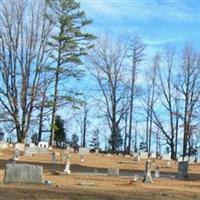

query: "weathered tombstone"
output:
79 148 89 162
95 149 99 154
133 153 140 161
51 151 56 171
125 155 131 158
80 155 84 162
4 163 43 184
154 166 160 178
143 160 153 183
176 161 189 179
51 151 56 163
38 141 49 148
64 155 71 174
151 153 156 159
0 141 9 150
162 154 171 160
133 174 139 181
183 156 189 162
107 168 119 176
178 157 183 162
79 147 89 155
48 146 53 151
38 142 48 154
13 149 20 161
105 153 113 157
189 156 196 164
140 152 149 160
15 143 25 153
24 147 38 156
29 143 35 148
164 160 172 168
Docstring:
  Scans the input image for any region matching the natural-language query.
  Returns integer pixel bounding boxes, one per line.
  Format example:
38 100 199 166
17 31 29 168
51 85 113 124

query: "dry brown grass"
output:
0 149 200 200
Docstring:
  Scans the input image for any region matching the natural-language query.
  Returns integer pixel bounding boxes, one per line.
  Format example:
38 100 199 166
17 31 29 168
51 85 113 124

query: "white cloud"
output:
80 0 200 23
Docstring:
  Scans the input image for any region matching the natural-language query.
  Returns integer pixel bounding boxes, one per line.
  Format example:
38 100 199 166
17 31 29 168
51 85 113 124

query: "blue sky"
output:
79 0 200 48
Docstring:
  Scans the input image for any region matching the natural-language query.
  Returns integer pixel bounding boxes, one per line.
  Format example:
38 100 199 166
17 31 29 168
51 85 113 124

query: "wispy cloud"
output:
80 0 200 23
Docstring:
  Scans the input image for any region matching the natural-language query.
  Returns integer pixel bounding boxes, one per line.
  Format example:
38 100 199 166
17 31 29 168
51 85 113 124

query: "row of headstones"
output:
133 152 199 164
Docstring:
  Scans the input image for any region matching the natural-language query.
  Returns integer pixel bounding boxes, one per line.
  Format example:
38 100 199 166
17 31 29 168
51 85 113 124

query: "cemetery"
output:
0 145 200 200
0 0 200 199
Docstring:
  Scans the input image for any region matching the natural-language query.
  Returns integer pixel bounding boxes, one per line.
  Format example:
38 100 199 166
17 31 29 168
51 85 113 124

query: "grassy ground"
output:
0 148 200 200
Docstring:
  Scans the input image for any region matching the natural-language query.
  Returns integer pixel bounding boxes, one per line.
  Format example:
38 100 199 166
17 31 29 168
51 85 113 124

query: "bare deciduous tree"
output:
0 0 52 142
89 36 129 153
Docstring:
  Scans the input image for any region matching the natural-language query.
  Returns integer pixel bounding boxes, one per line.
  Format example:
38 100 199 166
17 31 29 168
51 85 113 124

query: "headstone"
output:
183 156 189 162
9 144 14 148
51 151 56 163
95 149 99 154
48 146 53 151
140 152 149 160
154 166 160 178
164 160 171 168
143 160 153 183
79 147 90 156
15 143 25 152
80 155 84 162
105 153 113 157
189 156 196 164
24 147 38 156
64 159 71 174
176 161 189 179
13 149 20 161
38 141 49 148
67 147 74 153
108 168 119 176
151 153 156 159
125 155 131 158
133 174 139 181
62 150 70 162
178 157 183 162
4 163 43 184
29 143 35 148
133 153 140 161
0 141 9 149
162 154 171 160
38 147 48 154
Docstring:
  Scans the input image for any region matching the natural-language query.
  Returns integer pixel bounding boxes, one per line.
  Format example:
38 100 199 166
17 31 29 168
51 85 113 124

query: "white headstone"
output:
183 156 189 162
162 154 171 160
29 143 35 148
13 149 20 160
140 152 148 160
38 141 48 148
189 156 196 164
178 157 183 162
24 147 38 156
154 167 160 178
79 148 90 156
0 141 9 149
144 160 153 183
151 153 156 159
15 143 25 152
108 168 119 176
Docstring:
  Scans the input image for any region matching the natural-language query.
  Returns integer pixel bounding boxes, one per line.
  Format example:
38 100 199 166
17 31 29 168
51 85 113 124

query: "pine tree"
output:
90 129 100 149
45 0 95 145
71 133 79 150
54 115 66 147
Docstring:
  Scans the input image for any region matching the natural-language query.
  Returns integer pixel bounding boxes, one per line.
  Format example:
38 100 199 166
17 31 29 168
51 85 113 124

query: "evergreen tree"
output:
54 115 66 147
46 0 95 145
90 129 100 149
71 133 79 150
